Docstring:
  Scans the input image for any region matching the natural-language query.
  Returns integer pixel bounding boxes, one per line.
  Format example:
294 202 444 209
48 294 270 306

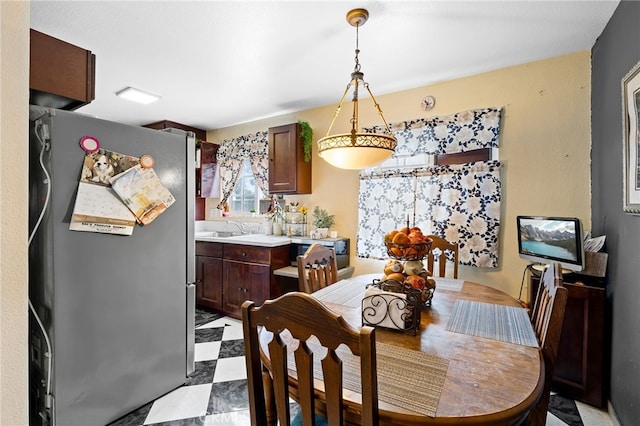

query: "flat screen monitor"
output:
516 216 584 272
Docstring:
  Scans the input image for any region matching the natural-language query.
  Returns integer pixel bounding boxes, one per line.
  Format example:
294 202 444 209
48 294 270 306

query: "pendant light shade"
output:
317 8 397 170
318 133 396 170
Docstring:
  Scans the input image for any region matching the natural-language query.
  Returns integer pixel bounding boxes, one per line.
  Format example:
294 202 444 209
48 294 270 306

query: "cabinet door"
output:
196 255 223 311
268 123 311 194
530 275 607 407
223 260 270 318
30 29 95 110
196 142 219 220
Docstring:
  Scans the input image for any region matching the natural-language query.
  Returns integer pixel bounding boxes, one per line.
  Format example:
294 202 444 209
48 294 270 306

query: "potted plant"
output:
312 207 335 238
298 120 313 162
267 200 285 236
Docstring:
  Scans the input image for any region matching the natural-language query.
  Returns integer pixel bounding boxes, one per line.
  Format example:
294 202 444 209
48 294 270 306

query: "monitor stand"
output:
530 263 573 275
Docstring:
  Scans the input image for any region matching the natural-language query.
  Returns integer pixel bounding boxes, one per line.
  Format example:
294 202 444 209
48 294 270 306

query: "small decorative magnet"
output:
421 96 436 111
79 136 100 153
139 154 155 169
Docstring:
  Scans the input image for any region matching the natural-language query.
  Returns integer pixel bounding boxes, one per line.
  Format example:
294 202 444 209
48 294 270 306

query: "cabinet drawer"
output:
224 244 270 264
196 241 223 257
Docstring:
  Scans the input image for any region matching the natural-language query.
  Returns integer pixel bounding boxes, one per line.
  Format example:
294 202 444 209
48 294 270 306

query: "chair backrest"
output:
297 243 339 293
425 235 459 279
242 293 379 426
526 262 568 426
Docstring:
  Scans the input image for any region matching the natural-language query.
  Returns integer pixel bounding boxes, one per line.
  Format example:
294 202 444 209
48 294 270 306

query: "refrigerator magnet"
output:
80 136 100 153
140 154 155 169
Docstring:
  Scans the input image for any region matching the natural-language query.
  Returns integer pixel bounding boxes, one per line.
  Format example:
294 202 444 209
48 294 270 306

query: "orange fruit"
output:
390 247 405 257
384 230 399 243
399 226 410 235
409 235 423 245
383 260 403 275
392 232 410 244
386 272 405 283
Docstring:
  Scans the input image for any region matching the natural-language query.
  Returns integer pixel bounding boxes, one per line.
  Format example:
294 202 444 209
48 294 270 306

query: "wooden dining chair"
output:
297 243 339 293
425 235 459 278
525 262 568 426
242 292 379 425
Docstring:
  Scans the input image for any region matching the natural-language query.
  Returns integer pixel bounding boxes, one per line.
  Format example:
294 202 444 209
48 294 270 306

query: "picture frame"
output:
622 59 640 214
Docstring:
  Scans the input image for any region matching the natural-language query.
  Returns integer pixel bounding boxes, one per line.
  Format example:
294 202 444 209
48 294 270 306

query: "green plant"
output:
267 201 284 223
299 120 313 162
312 207 335 229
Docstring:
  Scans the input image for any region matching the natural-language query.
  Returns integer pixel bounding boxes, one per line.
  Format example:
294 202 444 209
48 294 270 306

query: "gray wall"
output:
591 1 640 424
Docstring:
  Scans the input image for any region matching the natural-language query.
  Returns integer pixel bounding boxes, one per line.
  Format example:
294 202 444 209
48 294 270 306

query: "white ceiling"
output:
30 1 619 131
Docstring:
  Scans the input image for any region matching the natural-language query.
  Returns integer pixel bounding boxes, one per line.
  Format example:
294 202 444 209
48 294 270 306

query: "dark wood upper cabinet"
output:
143 120 207 141
268 123 311 194
29 29 96 110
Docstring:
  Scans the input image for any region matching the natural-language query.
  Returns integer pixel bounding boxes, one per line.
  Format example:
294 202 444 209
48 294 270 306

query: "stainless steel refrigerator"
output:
28 106 196 426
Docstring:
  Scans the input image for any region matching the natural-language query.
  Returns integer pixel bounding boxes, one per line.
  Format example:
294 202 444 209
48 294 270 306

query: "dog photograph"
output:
81 148 140 186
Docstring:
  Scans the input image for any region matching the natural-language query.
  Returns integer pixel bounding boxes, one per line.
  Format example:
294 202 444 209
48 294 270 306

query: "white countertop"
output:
195 232 292 247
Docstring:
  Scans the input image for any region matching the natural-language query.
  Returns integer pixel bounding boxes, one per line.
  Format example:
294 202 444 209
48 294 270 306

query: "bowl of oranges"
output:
384 226 432 261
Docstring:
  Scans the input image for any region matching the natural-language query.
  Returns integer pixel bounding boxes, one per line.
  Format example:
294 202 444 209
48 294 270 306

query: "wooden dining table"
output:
258 273 544 425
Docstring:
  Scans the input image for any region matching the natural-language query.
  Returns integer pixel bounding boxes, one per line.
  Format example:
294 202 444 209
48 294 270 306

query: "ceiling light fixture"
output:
317 8 397 170
115 87 162 104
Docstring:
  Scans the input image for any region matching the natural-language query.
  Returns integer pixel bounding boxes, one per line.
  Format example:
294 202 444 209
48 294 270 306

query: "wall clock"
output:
421 96 436 111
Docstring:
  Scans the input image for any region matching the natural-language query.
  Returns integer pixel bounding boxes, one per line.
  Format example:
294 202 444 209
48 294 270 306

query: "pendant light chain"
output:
317 8 397 170
351 23 361 139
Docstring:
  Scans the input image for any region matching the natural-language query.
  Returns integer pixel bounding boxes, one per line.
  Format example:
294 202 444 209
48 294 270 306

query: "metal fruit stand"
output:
362 239 435 335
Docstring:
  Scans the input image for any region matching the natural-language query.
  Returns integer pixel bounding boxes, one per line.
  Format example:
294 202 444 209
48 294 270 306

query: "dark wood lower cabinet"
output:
196 241 290 319
530 269 608 408
222 261 270 318
196 256 223 311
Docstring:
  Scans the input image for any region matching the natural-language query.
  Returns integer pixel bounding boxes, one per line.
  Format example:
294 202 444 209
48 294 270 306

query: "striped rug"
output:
445 300 539 347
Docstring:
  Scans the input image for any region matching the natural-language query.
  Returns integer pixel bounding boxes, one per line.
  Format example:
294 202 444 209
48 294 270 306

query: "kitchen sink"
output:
195 231 243 238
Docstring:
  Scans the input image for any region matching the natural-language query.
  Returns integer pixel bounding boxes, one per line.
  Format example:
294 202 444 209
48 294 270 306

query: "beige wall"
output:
0 2 30 425
208 51 592 299
0 7 590 421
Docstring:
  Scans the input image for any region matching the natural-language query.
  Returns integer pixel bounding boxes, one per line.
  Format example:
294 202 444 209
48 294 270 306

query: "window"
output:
229 160 264 213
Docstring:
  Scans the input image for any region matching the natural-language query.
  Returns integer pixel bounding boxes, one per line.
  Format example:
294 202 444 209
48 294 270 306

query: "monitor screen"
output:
516 216 584 272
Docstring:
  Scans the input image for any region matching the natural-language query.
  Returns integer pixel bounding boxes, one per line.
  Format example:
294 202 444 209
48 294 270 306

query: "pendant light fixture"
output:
317 8 397 170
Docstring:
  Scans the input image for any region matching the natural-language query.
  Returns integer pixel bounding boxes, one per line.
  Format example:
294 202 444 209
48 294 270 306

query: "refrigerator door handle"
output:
186 282 196 375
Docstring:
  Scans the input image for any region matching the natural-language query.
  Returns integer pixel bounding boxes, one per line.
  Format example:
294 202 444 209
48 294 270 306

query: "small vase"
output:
272 222 283 236
317 228 329 238
262 221 273 235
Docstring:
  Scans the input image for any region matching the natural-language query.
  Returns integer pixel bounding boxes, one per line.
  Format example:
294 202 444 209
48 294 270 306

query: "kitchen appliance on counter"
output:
290 237 350 269
273 237 354 294
28 106 195 426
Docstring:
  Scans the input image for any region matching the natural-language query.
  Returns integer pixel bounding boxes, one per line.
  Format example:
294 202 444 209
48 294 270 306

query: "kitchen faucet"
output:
226 220 247 235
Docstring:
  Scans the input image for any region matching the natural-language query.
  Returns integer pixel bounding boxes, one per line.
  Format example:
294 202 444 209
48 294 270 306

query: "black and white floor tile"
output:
110 309 613 426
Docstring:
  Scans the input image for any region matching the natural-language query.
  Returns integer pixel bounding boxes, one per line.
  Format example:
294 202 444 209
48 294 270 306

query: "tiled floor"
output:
110 309 613 426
